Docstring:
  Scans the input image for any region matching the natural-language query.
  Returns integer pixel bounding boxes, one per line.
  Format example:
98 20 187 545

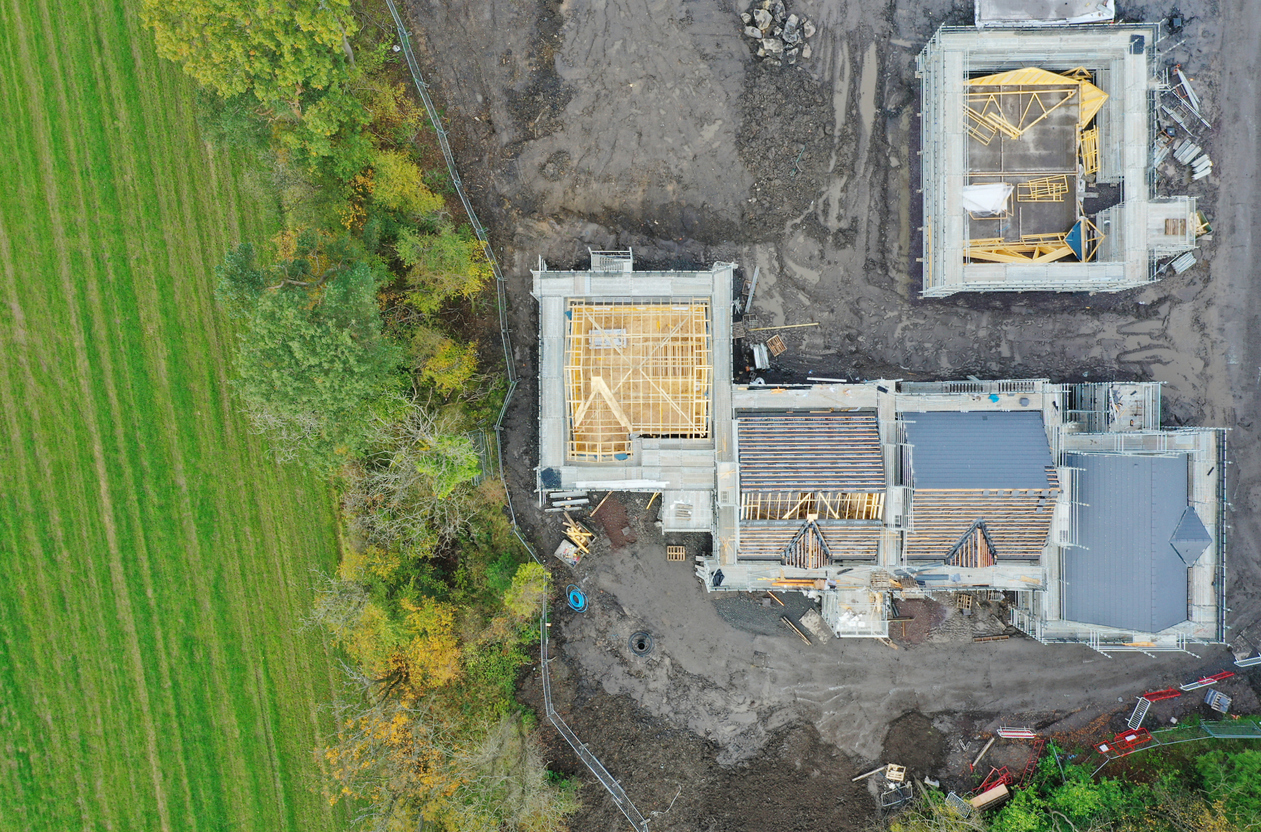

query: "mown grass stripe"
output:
0 1 348 830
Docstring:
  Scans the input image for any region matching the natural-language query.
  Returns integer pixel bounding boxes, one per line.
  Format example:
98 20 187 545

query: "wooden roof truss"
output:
564 300 712 460
741 490 884 521
946 519 998 568
783 518 831 570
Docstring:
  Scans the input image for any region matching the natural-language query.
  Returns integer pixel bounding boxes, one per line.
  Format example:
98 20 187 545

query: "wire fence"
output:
1091 717 1261 776
382 2 649 828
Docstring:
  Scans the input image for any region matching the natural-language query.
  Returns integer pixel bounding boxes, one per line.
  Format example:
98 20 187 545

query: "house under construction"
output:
533 254 1227 656
916 23 1200 295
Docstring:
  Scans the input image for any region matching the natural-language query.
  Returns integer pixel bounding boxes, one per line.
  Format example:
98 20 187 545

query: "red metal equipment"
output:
978 766 1014 793
1180 670 1235 691
1097 728 1152 756
1018 736 1048 784
1141 688 1181 702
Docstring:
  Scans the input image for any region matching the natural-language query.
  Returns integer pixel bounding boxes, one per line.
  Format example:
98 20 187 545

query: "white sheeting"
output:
976 0 1115 27
961 182 1013 215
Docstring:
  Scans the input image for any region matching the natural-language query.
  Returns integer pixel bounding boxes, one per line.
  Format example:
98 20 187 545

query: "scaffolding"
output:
917 25 1172 295
1058 382 1162 433
564 300 712 460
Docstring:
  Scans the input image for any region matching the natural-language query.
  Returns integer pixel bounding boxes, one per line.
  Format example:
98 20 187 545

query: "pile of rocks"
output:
740 1 816 66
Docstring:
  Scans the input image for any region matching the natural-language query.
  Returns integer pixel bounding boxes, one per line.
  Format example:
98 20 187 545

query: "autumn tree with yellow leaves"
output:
313 538 572 831
158 4 576 829
142 0 355 108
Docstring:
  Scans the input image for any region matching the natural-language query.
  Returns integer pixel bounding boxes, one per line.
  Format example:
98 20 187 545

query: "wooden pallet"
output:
666 545 687 562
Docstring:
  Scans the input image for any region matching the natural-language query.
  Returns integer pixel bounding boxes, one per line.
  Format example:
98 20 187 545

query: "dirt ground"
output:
402 0 1261 826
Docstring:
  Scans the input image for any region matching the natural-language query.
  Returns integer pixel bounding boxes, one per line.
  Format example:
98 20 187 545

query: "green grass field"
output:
0 2 348 830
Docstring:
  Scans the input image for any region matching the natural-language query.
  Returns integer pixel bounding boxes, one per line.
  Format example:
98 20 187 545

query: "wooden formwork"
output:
783 520 830 570
564 300 712 460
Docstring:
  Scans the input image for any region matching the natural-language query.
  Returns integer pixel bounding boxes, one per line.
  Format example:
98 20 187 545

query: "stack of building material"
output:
562 512 595 553
546 491 590 512
799 607 834 643
1172 140 1201 164
970 783 1009 810
1171 139 1212 180
1169 251 1197 274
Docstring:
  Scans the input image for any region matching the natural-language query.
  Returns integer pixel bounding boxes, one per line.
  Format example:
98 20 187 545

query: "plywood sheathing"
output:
564 300 712 460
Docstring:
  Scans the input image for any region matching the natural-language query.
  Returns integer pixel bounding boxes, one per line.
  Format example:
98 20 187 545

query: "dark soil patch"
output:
889 598 948 646
713 591 816 637
695 725 872 832
591 493 636 549
736 66 834 239
519 658 875 832
504 0 573 142
882 711 947 780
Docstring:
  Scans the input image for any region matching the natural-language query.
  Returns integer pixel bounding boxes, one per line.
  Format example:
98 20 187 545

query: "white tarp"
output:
961 182 1013 215
976 0 1115 27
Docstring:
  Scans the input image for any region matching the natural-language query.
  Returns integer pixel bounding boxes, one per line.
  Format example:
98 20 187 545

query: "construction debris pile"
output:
739 0 816 66
1160 64 1210 139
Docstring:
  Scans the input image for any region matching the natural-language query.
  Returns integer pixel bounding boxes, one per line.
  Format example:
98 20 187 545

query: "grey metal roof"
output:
1170 507 1212 565
1062 454 1191 633
902 411 1054 489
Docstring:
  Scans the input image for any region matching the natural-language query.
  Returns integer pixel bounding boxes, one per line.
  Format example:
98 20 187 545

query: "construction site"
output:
534 252 1226 654
408 0 1261 826
917 24 1204 295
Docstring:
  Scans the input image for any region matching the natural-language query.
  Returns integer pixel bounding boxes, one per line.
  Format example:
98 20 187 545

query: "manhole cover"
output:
628 632 654 656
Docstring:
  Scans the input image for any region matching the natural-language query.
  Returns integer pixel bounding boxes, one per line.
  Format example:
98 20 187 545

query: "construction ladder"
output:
1019 737 1048 784
1080 127 1100 175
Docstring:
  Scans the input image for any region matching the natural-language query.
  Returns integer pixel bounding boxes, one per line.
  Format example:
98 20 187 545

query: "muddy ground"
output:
401 0 1261 827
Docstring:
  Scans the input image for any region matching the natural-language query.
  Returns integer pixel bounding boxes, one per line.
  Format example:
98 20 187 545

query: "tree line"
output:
142 2 576 829
886 732 1261 832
